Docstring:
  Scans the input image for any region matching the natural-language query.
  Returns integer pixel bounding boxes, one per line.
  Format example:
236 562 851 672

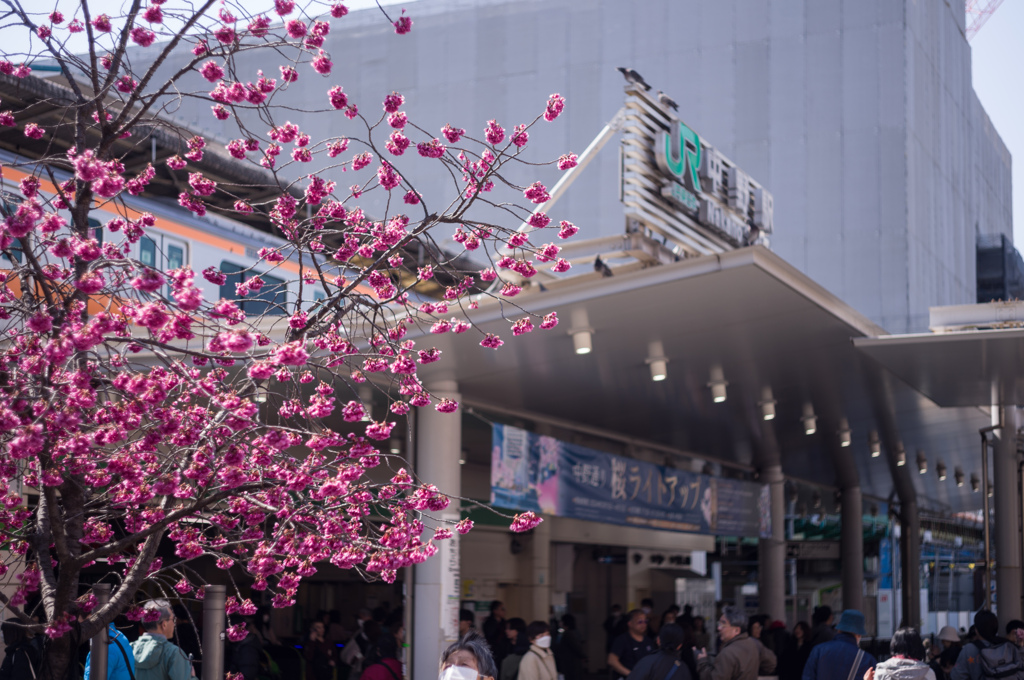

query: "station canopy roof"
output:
856 328 1024 408
413 245 990 515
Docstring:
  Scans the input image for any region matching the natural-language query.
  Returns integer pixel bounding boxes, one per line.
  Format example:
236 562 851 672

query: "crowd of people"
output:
443 600 1024 680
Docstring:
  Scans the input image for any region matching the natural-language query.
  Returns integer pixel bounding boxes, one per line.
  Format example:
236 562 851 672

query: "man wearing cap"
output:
696 606 776 680
802 610 876 680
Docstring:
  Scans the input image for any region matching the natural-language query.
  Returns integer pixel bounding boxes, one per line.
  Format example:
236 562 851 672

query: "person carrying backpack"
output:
951 611 1023 680
84 622 137 680
0 622 40 680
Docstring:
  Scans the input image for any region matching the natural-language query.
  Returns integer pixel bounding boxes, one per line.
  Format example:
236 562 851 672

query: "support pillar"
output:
413 380 462 680
900 500 921 627
530 513 551 621
88 584 111 680
996 405 1022 620
758 464 786 621
202 585 226 680
841 486 864 612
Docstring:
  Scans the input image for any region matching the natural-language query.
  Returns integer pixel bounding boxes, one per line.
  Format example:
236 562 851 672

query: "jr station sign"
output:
621 86 774 256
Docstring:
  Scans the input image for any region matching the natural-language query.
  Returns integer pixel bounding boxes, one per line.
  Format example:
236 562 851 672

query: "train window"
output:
140 237 156 268
0 200 20 263
313 290 326 302
88 217 103 244
166 244 184 271
220 260 286 316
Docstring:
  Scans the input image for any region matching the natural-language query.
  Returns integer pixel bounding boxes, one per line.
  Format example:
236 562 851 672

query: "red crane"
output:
966 0 1005 40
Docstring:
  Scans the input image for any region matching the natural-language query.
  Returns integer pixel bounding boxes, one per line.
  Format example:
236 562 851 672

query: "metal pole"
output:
995 405 1022 620
89 584 112 680
202 585 227 680
404 409 416 678
841 486 865 611
983 434 992 609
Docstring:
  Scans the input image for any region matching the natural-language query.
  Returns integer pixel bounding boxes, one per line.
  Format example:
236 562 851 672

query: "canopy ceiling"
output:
413 246 991 514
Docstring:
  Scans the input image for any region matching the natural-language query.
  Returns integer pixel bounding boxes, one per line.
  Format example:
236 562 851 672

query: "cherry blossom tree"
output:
0 0 570 676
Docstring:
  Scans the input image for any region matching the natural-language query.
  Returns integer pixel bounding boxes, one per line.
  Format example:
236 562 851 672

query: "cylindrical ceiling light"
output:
895 444 906 467
389 438 402 455
971 474 980 493
759 386 776 421
646 341 668 382
802 403 817 435
569 308 593 355
869 430 881 457
937 461 947 481
917 451 927 475
838 418 852 448
955 467 965 487
708 364 728 403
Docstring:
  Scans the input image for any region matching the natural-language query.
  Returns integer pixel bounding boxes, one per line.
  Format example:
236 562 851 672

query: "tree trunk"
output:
38 628 81 680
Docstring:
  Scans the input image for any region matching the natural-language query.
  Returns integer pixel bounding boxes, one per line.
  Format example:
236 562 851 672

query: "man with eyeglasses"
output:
696 607 776 680
608 610 656 678
132 600 194 680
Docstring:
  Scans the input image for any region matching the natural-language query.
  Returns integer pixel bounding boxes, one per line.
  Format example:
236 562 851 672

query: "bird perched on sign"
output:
616 67 650 90
657 90 679 111
594 255 614 278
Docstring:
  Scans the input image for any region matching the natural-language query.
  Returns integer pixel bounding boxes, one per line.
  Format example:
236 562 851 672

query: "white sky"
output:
970 2 1024 245
2 2 1020 245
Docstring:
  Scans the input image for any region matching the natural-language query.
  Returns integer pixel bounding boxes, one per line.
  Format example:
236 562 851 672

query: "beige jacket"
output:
697 634 777 680
519 645 558 680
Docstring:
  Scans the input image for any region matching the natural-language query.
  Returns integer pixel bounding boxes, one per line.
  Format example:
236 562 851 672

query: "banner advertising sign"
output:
490 424 769 537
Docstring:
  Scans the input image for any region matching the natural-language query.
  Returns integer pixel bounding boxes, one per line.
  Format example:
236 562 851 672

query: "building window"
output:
219 260 287 316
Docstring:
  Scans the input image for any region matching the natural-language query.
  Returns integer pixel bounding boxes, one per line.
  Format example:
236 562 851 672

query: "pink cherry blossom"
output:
558 153 578 170
485 119 505 145
393 10 412 34
544 93 565 122
510 512 543 533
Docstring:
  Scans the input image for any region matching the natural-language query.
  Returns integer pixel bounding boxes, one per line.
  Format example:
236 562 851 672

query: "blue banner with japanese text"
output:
490 423 770 537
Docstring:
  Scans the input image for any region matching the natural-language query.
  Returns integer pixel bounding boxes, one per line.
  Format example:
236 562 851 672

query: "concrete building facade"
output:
144 0 1013 333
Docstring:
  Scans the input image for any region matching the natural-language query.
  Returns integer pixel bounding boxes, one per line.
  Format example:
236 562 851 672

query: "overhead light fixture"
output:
955 467 965 487
569 308 593 355
708 365 728 403
838 418 852 448
802 403 817 435
389 438 402 455
917 451 927 474
646 341 668 382
937 461 947 481
988 486 994 498
759 386 776 421
971 474 980 493
895 444 906 467
459 458 466 465
869 430 881 458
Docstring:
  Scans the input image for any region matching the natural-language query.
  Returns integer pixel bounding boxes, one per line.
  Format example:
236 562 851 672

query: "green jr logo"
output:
656 121 702 194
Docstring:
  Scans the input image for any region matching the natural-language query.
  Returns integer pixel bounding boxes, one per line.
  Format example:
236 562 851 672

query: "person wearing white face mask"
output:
440 631 499 680
518 621 559 680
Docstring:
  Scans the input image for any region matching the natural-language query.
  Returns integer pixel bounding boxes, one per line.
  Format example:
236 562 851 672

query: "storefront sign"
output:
490 424 769 537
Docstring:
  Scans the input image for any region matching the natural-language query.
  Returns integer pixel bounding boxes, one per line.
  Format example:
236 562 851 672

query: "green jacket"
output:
131 634 192 680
